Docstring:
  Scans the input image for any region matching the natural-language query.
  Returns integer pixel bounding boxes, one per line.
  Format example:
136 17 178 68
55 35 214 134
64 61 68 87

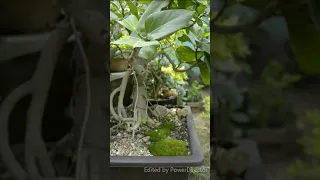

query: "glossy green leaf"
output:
138 0 170 32
110 11 119 20
178 34 192 42
196 40 210 54
204 52 210 70
196 4 207 15
198 61 210 85
145 10 194 40
125 0 139 18
110 1 122 17
111 37 160 47
176 46 196 63
194 16 203 27
139 45 158 60
117 15 139 33
139 0 153 4
201 32 210 38
178 0 195 8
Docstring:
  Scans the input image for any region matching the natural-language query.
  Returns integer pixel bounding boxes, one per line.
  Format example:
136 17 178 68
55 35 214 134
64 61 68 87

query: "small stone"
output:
177 108 188 118
147 119 156 127
142 136 150 142
137 134 143 138
154 105 169 118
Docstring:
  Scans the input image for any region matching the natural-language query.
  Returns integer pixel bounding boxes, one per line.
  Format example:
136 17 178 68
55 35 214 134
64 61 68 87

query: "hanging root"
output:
110 70 135 123
25 26 72 180
0 24 72 180
0 82 30 180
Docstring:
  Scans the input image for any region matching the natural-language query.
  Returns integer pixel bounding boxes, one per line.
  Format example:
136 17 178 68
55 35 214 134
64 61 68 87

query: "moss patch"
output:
144 122 175 142
155 122 175 130
145 128 171 142
148 139 188 156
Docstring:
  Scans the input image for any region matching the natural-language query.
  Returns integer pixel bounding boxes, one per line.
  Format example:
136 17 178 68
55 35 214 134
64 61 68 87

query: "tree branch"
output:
158 51 198 72
211 1 279 34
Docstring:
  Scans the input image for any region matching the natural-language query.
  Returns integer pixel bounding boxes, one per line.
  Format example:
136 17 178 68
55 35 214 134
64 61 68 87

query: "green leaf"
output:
110 11 119 20
204 52 210 70
196 4 207 15
139 45 158 60
178 34 192 43
176 46 196 63
196 40 210 54
145 10 194 40
110 1 122 17
111 37 160 47
139 0 153 4
201 32 210 38
117 15 139 33
198 61 210 85
178 0 195 8
137 0 170 32
189 24 202 39
125 0 139 18
194 16 203 27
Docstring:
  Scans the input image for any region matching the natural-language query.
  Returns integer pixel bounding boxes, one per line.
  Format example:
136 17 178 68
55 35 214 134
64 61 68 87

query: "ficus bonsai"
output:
110 0 210 137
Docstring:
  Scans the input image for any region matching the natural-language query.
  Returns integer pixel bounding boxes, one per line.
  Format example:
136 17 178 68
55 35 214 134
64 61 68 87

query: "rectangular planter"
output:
186 101 203 109
110 106 204 180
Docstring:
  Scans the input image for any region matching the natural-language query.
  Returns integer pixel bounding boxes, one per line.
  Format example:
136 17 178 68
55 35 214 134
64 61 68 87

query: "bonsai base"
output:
110 106 204 180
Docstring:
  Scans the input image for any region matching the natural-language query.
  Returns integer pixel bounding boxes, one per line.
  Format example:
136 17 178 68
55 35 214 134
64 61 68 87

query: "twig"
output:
211 0 279 34
69 18 91 180
159 51 198 72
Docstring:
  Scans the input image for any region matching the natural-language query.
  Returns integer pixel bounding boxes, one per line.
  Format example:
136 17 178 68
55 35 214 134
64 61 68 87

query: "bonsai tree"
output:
110 0 210 137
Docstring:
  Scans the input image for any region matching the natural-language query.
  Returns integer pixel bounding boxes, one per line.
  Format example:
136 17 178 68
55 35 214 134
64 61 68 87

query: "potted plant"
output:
146 61 184 106
110 0 210 179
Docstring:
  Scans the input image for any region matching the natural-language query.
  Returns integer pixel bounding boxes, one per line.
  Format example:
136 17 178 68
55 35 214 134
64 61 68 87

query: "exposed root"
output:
117 71 131 119
0 81 30 180
69 17 92 180
25 26 72 179
110 87 121 120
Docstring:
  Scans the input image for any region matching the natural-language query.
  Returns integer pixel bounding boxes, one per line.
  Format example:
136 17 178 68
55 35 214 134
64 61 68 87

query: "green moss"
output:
156 122 175 130
145 128 171 142
144 122 175 142
149 139 188 156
